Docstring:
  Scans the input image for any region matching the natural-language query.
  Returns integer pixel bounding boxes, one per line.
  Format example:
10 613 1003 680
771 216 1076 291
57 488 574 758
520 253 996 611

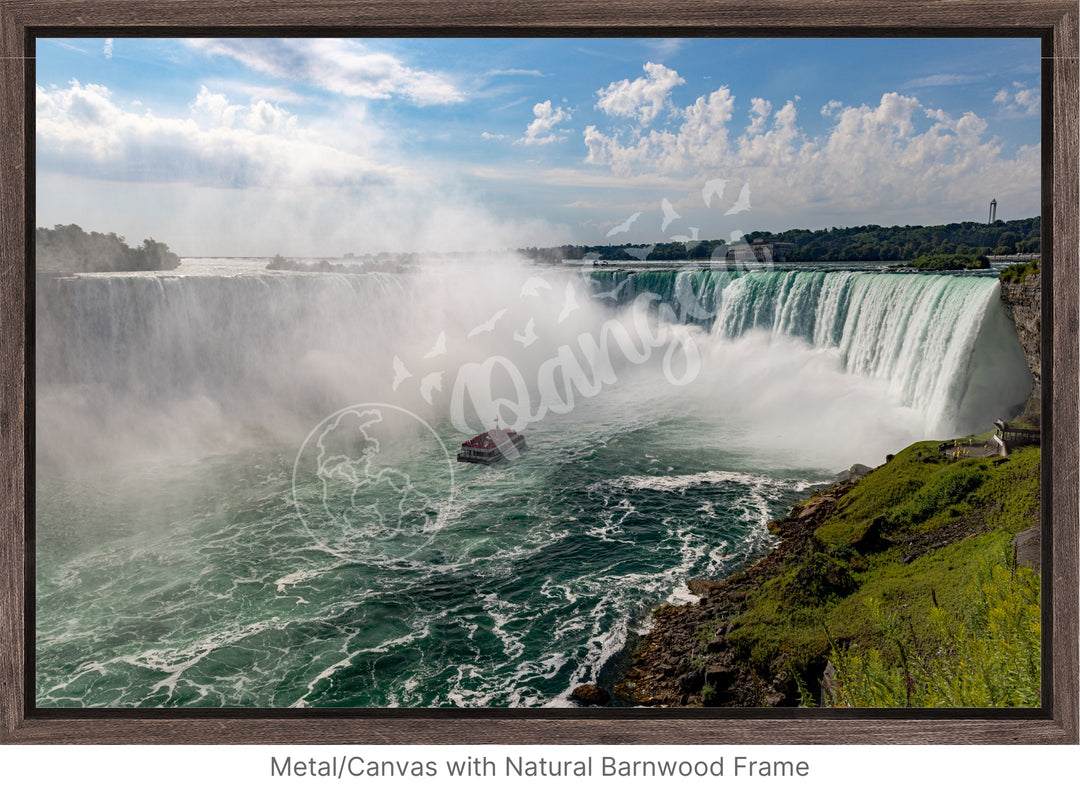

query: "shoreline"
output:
606 438 1041 708
609 475 860 707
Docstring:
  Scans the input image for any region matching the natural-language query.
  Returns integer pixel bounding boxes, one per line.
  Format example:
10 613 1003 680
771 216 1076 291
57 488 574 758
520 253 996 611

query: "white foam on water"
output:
593 470 820 494
274 566 328 593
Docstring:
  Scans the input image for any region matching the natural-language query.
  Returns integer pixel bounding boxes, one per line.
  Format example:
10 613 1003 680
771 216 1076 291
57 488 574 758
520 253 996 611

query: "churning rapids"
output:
35 258 1030 707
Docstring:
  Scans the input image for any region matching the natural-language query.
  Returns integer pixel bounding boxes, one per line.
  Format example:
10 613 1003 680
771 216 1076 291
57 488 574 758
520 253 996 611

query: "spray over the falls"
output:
589 267 1030 442
37 260 1029 470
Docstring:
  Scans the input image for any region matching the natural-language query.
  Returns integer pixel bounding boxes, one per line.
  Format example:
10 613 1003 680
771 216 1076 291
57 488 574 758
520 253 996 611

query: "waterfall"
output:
588 267 1031 436
34 270 430 464
36 271 415 396
35 263 1032 466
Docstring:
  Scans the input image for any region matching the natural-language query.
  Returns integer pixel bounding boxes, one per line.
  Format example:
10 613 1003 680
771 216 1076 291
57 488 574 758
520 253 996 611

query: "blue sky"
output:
35 37 1041 256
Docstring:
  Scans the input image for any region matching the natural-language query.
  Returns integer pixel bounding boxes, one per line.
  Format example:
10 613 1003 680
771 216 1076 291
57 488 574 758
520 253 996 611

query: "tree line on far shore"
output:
36 224 181 274
34 215 1041 272
521 216 1041 264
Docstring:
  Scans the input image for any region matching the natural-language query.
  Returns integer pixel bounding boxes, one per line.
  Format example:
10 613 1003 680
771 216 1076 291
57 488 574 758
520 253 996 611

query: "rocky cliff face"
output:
615 483 855 707
999 272 1041 420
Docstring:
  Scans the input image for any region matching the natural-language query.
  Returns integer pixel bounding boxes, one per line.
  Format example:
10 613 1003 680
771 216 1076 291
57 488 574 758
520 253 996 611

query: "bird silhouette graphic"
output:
702 177 728 208
513 317 539 347
520 276 552 297
661 198 681 232
391 356 412 391
558 282 579 322
419 371 443 404
468 308 508 337
606 211 641 237
623 244 656 261
725 183 751 215
424 331 446 359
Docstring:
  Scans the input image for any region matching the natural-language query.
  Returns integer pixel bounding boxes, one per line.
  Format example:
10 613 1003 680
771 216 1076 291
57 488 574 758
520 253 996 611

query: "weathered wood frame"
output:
1 0 1076 744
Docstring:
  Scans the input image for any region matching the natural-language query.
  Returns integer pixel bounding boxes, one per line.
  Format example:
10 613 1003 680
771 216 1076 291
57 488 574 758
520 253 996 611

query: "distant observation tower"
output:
989 198 997 225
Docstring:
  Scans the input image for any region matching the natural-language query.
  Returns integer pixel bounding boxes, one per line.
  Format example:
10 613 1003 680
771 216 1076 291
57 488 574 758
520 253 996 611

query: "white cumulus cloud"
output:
595 62 685 126
518 100 571 145
585 86 735 176
36 80 397 189
994 82 1040 117
580 83 1039 224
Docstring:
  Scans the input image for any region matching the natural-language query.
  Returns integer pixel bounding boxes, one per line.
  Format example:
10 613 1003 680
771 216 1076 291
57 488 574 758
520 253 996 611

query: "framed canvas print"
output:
1 0 1076 745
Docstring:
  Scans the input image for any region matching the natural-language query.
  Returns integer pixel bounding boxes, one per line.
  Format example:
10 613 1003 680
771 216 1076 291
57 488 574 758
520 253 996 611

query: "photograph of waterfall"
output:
33 35 1043 709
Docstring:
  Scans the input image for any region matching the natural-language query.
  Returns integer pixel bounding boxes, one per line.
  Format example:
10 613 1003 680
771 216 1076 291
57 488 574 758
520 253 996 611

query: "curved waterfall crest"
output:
588 267 1031 436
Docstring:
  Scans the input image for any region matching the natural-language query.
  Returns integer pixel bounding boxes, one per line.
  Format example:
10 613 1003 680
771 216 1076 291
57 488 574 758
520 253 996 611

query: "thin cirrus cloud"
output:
184 38 464 105
204 80 309 106
483 68 546 78
646 38 688 59
36 80 399 189
902 73 979 89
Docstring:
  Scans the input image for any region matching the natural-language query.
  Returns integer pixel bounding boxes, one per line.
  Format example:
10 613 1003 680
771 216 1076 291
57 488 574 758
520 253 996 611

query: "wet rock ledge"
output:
998 269 1041 419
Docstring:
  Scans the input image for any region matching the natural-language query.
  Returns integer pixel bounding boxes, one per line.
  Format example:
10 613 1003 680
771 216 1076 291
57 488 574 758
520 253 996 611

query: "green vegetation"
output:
265 253 417 274
768 217 1039 262
903 252 990 271
718 441 1040 707
998 259 1041 284
521 239 728 264
266 253 299 270
522 216 1040 264
827 555 1040 707
36 223 180 273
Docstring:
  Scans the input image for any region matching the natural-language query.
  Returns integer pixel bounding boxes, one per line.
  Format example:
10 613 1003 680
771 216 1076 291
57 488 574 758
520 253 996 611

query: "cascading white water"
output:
589 267 1031 439
705 270 1030 437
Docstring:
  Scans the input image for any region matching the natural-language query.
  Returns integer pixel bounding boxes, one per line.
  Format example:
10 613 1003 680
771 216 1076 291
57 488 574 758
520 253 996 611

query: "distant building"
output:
750 239 796 262
989 198 997 225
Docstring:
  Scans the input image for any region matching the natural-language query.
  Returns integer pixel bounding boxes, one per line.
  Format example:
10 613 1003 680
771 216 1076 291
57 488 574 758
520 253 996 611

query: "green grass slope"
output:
717 441 1040 707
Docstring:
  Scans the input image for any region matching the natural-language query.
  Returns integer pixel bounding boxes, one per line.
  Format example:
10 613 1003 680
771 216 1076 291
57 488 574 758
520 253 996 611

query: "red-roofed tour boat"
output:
457 420 527 465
